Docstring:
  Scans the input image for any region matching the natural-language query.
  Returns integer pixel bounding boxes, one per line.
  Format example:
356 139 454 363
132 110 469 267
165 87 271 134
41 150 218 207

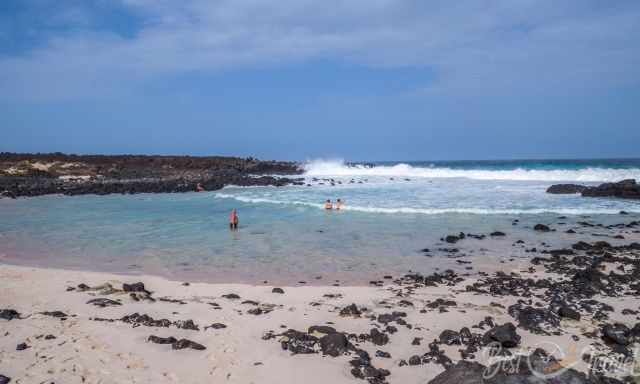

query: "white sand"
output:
1 264 637 384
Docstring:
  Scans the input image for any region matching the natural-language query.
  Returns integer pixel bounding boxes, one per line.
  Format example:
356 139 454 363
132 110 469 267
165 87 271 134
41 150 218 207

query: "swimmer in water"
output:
336 199 343 210
324 199 333 210
229 208 238 230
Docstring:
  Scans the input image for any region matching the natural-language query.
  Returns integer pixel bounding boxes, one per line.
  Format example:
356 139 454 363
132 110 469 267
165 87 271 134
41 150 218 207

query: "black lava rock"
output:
87 298 122 307
439 330 461 345
546 184 587 194
482 323 521 348
308 325 337 335
16 342 29 351
602 323 630 346
370 328 389 346
0 309 20 321
281 329 319 354
172 338 206 350
319 333 350 357
582 179 640 200
558 305 581 321
339 303 363 317
123 282 147 293
408 355 422 365
205 323 227 330
40 311 69 318
534 224 551 232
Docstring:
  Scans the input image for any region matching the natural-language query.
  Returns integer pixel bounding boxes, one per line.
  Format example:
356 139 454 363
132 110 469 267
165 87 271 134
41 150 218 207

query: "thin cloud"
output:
1 0 639 101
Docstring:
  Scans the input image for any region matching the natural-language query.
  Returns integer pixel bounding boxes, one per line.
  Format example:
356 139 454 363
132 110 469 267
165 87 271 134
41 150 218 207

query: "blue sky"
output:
1 0 639 161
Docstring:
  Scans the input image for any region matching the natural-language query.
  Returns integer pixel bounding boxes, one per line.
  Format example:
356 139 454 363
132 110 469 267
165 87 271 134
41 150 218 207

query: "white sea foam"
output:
302 160 640 182
214 193 638 215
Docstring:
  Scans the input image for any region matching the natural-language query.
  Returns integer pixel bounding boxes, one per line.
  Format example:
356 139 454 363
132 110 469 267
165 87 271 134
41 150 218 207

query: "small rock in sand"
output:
123 282 147 293
16 342 29 351
204 323 227 330
0 309 20 321
87 298 122 307
40 311 69 319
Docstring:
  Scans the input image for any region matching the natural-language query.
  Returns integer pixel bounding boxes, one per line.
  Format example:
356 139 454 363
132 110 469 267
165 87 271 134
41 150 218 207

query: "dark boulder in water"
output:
582 179 640 199
444 232 465 244
548 179 640 200
546 184 587 194
534 224 551 232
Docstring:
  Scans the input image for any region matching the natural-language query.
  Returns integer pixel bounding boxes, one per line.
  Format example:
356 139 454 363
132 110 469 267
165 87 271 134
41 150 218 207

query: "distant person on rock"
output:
324 199 333 210
229 209 239 230
336 199 343 210
196 183 205 192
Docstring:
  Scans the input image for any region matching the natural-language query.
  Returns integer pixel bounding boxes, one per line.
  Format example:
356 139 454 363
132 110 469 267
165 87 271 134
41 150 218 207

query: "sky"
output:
0 0 639 161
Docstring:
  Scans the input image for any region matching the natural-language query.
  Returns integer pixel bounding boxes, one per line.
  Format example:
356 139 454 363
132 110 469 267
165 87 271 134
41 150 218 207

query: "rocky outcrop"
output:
546 179 640 200
581 179 640 199
0 152 303 198
546 184 587 194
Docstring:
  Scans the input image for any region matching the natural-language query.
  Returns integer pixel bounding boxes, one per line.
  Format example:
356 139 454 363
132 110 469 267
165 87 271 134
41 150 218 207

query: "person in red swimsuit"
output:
229 209 239 230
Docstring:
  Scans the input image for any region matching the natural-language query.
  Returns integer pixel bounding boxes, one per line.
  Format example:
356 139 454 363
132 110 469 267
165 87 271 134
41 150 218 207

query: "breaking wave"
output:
302 160 639 182
214 193 638 215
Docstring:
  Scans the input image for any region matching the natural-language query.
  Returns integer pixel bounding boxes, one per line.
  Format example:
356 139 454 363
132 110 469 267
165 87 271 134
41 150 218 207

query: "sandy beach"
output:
3 239 640 384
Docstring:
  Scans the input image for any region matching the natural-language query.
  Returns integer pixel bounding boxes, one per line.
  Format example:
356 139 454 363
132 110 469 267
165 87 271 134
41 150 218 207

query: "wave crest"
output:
302 160 639 182
214 193 638 215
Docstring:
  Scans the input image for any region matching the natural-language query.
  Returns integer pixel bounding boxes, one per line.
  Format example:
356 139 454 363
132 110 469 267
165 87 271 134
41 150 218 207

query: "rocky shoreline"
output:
2 213 640 383
547 179 640 200
0 152 304 198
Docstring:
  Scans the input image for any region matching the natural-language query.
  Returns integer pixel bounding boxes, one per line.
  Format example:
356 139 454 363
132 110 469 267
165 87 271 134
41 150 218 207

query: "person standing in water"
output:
324 199 333 210
229 208 239 230
336 199 344 210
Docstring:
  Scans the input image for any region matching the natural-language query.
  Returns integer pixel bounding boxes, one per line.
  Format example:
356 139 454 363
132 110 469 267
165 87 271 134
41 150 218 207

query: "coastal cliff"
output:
0 153 303 198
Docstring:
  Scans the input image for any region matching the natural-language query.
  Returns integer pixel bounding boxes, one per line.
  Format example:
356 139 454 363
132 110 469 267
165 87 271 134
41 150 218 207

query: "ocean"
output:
1 159 639 284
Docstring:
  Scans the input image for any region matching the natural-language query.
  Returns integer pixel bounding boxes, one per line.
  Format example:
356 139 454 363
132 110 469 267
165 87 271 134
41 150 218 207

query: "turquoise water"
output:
1 159 640 284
